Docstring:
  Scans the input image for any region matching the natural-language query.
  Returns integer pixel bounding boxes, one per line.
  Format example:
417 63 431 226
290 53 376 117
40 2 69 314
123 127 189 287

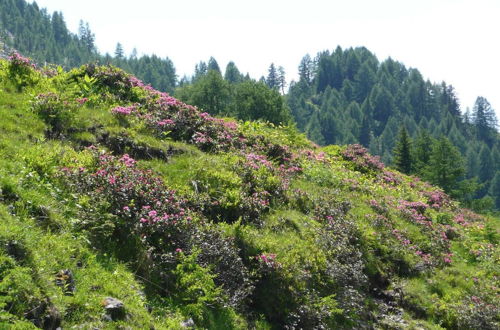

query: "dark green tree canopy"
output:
393 126 412 174
424 136 465 196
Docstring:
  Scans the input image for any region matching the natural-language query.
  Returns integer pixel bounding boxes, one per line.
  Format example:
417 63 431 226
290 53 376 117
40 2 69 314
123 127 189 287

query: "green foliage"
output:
232 80 292 124
31 92 75 136
393 126 412 174
287 47 499 208
0 57 498 329
423 136 465 196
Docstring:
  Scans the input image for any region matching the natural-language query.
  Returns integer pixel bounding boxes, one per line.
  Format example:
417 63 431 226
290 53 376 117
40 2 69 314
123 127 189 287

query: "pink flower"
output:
76 97 88 105
111 105 135 115
120 154 136 167
157 119 174 126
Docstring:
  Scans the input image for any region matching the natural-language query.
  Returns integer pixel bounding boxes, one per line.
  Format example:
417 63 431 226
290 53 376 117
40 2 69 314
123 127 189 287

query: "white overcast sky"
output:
30 0 499 116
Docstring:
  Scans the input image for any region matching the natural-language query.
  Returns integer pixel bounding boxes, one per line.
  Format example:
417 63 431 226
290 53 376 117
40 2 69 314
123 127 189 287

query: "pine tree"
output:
393 126 412 174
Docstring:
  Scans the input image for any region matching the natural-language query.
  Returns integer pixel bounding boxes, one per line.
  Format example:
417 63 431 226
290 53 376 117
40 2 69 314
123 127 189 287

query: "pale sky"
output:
30 0 499 116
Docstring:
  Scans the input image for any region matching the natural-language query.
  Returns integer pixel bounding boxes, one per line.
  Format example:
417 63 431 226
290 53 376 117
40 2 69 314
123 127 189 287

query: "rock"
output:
55 269 75 295
25 299 62 330
180 318 195 328
102 297 126 321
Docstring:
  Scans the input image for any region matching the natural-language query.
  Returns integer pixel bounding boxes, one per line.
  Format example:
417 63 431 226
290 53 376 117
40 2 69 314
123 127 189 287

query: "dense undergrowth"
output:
0 53 498 329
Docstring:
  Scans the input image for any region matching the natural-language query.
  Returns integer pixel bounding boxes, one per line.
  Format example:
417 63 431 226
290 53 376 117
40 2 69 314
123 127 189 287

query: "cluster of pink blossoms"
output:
112 105 136 115
9 52 36 68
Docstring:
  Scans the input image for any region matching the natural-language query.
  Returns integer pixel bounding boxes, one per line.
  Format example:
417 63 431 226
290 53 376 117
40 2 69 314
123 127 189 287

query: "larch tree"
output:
393 126 412 174
424 136 465 195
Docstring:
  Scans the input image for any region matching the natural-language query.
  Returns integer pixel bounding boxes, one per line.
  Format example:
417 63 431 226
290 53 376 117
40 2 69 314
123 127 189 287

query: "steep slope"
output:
288 48 500 208
0 54 498 329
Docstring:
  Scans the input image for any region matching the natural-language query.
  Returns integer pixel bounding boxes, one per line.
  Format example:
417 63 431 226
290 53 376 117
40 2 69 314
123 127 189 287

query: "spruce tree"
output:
114 42 124 59
207 57 221 74
472 97 498 146
266 63 279 90
298 54 313 84
393 126 412 174
278 66 286 95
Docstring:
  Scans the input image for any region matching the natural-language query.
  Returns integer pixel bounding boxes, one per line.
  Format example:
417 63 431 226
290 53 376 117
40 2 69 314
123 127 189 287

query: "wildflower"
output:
111 105 135 115
76 97 89 105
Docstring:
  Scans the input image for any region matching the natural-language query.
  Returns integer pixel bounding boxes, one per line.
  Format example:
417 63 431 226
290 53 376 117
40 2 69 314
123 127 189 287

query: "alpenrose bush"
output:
62 150 194 254
111 92 240 152
341 144 384 173
7 52 39 89
61 149 253 309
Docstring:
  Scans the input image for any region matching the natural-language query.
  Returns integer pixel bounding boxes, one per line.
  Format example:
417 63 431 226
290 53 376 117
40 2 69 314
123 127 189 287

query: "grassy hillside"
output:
0 54 498 329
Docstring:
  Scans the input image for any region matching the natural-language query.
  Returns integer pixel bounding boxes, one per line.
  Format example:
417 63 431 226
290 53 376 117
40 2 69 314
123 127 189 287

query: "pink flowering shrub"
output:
62 150 253 309
125 93 241 152
369 199 389 215
378 170 401 186
423 189 450 209
341 144 384 173
397 200 429 223
7 52 39 88
8 52 35 68
111 105 136 115
62 150 193 258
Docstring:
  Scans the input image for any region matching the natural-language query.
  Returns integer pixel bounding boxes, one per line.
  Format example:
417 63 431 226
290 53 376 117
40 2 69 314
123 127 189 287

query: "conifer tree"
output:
489 171 500 210
413 129 433 174
424 136 465 195
298 54 313 84
278 66 286 95
207 57 221 74
114 42 124 59
393 126 412 174
472 96 498 146
224 61 242 83
359 114 371 147
266 63 279 90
